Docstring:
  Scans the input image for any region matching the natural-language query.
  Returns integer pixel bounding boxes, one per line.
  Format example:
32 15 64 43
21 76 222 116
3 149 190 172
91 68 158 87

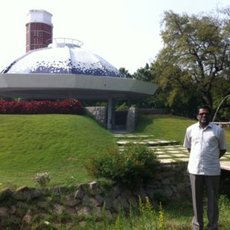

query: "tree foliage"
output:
133 63 152 81
119 67 133 78
151 8 230 117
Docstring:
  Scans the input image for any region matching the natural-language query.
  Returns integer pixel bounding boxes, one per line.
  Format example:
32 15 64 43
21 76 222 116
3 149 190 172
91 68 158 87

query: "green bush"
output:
86 144 160 188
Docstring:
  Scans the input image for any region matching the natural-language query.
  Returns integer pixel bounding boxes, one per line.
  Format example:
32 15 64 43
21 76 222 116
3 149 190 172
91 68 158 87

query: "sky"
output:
0 0 229 74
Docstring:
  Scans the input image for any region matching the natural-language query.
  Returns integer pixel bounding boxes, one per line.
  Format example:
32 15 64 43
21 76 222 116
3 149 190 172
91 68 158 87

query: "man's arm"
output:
183 128 191 153
219 128 227 158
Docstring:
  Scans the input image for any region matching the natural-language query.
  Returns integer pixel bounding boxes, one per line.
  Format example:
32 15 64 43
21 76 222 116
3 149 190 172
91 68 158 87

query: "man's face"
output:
197 108 210 127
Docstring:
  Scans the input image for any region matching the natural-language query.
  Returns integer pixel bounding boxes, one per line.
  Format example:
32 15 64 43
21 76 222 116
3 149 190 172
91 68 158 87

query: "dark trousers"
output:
189 174 220 230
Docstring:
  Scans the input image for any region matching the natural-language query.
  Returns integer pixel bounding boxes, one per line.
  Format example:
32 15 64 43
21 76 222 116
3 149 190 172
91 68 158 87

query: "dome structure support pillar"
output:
107 98 115 130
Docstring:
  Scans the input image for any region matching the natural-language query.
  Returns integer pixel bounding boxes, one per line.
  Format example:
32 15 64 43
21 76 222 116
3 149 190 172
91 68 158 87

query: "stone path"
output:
113 133 230 170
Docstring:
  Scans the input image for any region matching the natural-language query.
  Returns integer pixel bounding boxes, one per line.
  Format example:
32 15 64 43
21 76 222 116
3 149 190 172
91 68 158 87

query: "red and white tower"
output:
26 9 53 52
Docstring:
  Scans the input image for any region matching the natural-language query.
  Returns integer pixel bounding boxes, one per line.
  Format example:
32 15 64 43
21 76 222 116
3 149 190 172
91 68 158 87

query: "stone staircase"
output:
113 133 230 167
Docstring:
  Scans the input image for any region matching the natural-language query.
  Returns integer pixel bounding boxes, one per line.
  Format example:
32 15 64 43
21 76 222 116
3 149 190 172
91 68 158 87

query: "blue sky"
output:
0 0 229 73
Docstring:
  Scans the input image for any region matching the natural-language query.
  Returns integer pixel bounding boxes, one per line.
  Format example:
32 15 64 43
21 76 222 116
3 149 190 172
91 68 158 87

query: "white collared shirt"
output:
183 122 227 175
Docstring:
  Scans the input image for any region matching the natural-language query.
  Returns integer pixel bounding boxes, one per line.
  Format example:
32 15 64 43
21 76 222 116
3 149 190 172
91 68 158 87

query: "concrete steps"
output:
113 133 230 167
117 139 179 146
114 133 187 163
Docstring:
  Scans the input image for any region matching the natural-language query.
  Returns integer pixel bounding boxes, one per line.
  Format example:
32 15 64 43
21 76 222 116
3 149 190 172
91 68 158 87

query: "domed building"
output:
4 35 121 77
0 9 157 130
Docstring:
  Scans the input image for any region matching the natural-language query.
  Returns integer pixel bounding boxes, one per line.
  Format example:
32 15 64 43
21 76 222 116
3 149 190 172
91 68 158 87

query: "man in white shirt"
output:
183 105 227 230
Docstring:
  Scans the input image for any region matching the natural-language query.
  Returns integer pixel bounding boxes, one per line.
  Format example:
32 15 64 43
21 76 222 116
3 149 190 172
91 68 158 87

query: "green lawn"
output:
0 113 229 190
0 114 116 189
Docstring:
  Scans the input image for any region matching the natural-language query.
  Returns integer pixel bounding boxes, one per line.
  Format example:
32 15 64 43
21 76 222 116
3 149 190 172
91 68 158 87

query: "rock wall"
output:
85 106 107 127
0 163 190 228
85 106 138 131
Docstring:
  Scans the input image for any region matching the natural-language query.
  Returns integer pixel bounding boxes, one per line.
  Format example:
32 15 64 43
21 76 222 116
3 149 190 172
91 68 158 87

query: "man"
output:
183 105 227 230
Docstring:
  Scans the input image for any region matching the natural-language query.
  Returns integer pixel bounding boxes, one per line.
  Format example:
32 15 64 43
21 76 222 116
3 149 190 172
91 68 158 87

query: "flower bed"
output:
0 99 84 114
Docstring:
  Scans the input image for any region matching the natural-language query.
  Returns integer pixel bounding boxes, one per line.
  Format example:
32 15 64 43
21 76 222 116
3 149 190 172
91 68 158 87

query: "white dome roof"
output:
2 38 121 77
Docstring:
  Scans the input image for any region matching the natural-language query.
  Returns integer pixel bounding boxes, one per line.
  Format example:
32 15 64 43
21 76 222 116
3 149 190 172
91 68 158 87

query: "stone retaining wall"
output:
85 106 138 131
85 106 107 127
0 163 190 228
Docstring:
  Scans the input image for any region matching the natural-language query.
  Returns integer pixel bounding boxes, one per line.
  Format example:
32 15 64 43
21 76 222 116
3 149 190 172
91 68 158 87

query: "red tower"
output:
26 9 53 52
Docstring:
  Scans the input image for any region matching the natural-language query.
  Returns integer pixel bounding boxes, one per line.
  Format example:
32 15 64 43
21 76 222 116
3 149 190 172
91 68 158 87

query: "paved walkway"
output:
114 133 230 170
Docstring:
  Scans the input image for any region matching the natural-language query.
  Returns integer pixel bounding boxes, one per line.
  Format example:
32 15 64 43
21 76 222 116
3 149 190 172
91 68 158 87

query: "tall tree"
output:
153 9 230 111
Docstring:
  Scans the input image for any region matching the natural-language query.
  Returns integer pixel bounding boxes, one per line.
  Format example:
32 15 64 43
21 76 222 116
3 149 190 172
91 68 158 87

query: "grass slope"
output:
135 114 230 149
135 114 195 144
0 114 116 189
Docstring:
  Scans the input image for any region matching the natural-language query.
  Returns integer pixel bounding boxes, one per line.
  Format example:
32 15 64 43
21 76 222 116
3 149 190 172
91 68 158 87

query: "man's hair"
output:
196 105 212 114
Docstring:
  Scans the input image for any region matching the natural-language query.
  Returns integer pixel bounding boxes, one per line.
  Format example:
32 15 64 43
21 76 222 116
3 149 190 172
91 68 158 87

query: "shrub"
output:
86 144 160 188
